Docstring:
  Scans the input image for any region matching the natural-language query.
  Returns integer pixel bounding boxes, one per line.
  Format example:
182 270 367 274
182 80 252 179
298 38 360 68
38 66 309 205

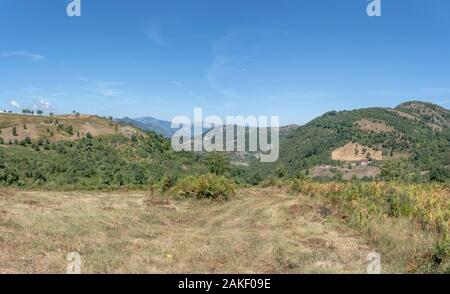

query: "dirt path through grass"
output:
0 188 371 273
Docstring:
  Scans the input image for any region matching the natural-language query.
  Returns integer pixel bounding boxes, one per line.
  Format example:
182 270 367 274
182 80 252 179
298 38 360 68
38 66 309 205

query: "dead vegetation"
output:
331 142 383 162
0 188 374 274
0 113 142 143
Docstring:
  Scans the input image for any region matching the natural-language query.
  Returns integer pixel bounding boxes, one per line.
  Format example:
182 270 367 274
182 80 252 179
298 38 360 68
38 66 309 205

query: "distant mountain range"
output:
118 117 221 138
118 117 177 138
118 101 450 175
1 100 449 182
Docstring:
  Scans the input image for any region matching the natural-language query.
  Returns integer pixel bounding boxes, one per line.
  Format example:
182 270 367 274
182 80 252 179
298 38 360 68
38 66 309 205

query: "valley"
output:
0 100 448 273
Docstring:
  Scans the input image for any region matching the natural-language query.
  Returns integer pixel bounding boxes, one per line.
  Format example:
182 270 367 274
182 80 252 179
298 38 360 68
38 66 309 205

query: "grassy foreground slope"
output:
0 188 375 273
1 183 447 274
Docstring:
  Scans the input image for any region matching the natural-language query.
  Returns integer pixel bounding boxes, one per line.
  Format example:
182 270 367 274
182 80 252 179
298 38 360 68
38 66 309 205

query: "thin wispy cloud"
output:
141 21 167 45
188 91 207 105
79 79 125 98
2 51 44 61
173 81 183 88
91 81 124 97
206 56 245 101
171 81 207 105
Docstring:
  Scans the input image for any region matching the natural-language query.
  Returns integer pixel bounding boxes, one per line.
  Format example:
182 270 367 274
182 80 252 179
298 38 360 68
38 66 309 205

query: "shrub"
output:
155 174 178 193
260 176 285 188
432 237 450 271
172 174 236 200
206 152 230 175
429 166 450 182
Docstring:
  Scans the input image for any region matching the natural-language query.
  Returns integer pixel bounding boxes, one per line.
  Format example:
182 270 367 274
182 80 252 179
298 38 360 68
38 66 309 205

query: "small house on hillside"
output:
359 160 369 166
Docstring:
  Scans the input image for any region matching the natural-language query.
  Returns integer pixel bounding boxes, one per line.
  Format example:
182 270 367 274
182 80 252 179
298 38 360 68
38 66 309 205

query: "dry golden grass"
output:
288 180 449 272
0 188 378 274
331 142 383 161
0 113 143 142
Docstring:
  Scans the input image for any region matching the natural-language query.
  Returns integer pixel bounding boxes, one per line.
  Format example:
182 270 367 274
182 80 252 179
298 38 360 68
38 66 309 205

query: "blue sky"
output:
1 0 450 125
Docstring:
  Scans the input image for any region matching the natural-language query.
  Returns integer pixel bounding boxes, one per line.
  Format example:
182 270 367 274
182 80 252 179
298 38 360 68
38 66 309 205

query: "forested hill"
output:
0 113 206 189
276 101 449 175
0 101 449 189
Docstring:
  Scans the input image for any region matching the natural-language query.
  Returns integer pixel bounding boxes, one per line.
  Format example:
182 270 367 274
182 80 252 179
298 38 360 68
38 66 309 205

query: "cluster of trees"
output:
22 109 44 115
0 131 217 189
274 107 450 181
0 104 448 190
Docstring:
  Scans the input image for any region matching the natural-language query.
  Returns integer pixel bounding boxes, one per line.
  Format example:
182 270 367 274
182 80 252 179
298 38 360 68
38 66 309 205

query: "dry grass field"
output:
331 142 383 161
0 188 377 274
1 184 446 274
0 113 142 142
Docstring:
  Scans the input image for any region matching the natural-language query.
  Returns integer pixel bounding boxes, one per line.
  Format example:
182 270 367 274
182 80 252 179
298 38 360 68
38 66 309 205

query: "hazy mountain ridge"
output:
118 116 211 138
0 101 448 185
118 116 176 138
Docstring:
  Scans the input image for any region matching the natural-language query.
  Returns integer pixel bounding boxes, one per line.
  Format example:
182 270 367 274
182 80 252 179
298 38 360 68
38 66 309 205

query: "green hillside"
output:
0 101 449 189
274 101 449 178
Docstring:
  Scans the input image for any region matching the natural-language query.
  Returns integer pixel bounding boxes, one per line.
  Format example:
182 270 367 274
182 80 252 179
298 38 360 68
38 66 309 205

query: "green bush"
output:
260 176 286 188
172 174 236 200
155 174 179 193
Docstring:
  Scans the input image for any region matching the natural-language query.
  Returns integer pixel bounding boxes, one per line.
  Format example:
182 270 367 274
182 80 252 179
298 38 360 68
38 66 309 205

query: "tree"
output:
64 125 74 135
12 127 17 137
206 152 230 175
380 159 412 181
429 166 450 182
275 164 288 178
86 132 93 139
37 110 43 115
